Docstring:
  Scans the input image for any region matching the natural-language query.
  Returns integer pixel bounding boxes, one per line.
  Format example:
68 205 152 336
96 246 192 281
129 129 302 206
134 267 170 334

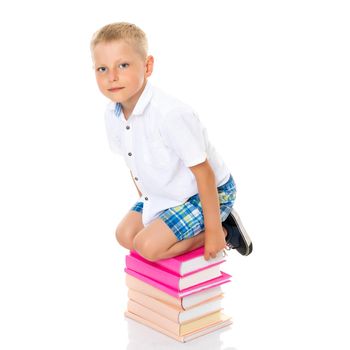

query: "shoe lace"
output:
224 243 234 252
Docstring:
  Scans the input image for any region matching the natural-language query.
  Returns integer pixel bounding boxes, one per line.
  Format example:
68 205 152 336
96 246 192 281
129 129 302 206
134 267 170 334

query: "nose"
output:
108 67 118 82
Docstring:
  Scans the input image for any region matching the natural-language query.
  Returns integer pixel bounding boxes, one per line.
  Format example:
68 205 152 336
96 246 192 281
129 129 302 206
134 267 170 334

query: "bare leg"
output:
158 226 228 260
133 218 228 261
115 211 144 250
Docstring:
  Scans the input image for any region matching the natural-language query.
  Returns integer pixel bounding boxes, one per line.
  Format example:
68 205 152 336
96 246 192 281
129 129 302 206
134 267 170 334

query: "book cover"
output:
125 274 225 309
125 268 231 298
128 288 224 323
126 300 230 337
125 253 222 290
130 246 226 276
127 299 225 336
125 311 232 343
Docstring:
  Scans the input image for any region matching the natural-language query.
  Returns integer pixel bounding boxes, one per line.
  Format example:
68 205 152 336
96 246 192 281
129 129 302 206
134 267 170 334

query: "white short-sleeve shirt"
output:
104 81 231 226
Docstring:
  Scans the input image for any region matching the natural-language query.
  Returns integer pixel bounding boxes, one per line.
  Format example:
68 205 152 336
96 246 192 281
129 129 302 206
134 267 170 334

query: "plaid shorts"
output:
130 174 236 241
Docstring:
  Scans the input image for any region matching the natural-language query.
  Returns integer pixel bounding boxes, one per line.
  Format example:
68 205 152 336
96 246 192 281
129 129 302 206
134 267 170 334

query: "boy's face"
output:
92 40 153 108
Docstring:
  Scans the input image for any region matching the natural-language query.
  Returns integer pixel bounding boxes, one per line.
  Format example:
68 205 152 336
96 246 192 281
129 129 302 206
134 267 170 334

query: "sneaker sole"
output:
231 209 253 256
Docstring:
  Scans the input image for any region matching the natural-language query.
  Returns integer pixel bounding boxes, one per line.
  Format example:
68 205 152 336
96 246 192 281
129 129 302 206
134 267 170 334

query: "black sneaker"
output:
222 209 253 256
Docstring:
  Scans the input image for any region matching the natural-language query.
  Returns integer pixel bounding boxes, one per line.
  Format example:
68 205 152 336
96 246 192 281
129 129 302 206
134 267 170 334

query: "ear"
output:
145 55 154 77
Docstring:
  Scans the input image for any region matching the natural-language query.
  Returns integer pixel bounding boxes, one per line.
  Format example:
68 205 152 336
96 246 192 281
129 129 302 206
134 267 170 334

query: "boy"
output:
90 22 252 261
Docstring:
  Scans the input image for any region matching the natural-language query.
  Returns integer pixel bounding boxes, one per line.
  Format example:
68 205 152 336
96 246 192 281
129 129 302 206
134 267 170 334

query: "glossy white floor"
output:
125 317 234 349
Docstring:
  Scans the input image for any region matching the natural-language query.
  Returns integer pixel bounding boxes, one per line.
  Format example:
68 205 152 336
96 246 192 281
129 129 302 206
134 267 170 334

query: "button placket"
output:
125 121 133 167
125 120 148 201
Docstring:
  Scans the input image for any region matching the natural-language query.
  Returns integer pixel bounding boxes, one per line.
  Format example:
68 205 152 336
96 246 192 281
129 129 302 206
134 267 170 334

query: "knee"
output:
133 235 159 262
115 226 134 250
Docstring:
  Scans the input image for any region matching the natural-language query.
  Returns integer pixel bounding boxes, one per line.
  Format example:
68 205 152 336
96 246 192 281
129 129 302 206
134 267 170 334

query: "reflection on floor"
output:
126 316 237 350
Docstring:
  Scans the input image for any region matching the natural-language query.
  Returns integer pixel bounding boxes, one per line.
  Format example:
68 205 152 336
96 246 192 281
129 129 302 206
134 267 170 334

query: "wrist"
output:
204 225 224 236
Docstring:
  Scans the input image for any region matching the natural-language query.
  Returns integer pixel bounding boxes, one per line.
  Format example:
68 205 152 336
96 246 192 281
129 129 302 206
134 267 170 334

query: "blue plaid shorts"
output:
130 174 236 241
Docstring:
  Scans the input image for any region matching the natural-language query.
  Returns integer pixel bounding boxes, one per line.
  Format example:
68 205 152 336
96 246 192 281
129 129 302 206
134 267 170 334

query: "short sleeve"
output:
159 108 207 167
104 108 123 156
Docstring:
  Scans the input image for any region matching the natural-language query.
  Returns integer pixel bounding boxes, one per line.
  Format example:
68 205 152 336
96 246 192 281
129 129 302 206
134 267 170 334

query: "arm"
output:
130 170 142 197
189 159 226 260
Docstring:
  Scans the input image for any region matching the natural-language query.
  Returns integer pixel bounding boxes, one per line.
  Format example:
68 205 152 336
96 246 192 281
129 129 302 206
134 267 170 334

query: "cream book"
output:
127 299 226 336
125 273 226 309
128 289 224 323
125 310 232 343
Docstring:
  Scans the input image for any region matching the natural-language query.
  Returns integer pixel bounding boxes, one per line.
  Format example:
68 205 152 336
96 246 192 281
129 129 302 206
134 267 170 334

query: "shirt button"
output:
135 177 138 181
145 197 149 201
126 125 130 130
128 152 132 156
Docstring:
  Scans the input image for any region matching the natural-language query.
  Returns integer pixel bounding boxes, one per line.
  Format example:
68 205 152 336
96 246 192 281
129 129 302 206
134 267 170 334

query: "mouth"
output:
108 87 124 92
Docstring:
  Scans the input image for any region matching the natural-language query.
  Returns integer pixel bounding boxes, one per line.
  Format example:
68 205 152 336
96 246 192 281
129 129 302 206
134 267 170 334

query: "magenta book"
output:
125 253 224 291
124 267 231 298
130 246 226 276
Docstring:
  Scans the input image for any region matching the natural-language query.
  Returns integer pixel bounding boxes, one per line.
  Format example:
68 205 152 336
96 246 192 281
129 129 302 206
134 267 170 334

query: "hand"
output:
204 228 227 261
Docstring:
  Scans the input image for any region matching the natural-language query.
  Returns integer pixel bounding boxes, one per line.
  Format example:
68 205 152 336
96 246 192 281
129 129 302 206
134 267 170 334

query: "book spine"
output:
124 311 233 343
130 249 225 277
124 311 186 342
126 254 179 290
130 248 196 272
155 259 181 275
127 299 180 335
125 275 182 308
125 268 180 297
125 268 232 298
130 250 181 275
128 289 181 322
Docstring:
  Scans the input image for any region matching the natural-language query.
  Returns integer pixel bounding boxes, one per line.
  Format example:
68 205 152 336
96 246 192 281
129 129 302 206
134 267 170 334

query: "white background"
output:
1 1 349 349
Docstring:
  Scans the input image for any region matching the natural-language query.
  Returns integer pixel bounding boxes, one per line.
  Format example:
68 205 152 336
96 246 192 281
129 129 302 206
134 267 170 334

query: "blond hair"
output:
90 22 148 59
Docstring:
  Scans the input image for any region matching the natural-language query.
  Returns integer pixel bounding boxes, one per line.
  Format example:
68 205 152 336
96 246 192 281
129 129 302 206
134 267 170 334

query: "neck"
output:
122 80 147 119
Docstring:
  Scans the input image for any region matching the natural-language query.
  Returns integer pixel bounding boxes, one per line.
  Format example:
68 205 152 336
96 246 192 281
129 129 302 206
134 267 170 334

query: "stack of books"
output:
124 246 233 342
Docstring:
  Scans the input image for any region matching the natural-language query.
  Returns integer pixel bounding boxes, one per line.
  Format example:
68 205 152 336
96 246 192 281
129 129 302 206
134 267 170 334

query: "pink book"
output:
124 268 231 298
126 274 225 310
130 246 226 276
125 253 223 291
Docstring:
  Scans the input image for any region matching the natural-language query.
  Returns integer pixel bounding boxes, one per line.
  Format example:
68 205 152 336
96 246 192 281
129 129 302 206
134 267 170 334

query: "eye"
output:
97 67 107 73
119 63 129 69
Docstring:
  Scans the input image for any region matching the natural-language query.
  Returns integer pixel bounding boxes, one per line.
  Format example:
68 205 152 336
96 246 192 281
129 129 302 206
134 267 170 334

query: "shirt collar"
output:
113 80 153 118
114 102 122 117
